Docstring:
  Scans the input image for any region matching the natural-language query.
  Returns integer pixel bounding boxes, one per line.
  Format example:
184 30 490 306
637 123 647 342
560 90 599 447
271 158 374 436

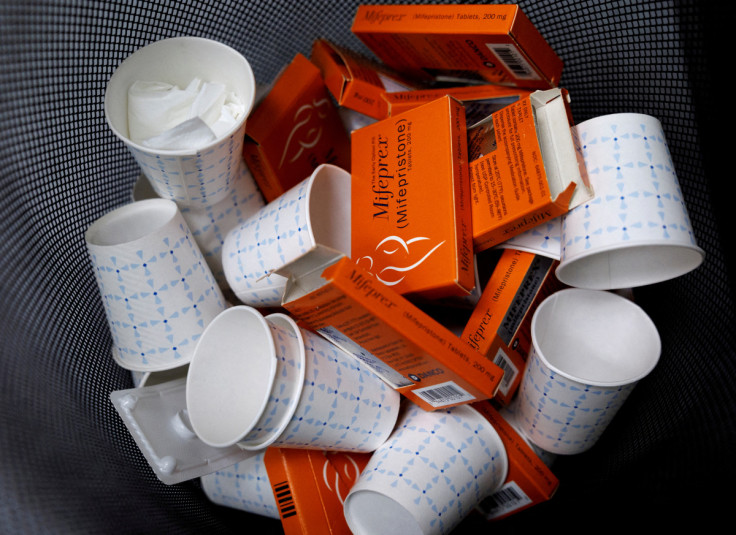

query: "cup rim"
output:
304 163 351 256
530 288 661 387
113 345 196 373
574 112 660 131
237 313 307 450
104 35 256 156
556 240 705 290
85 198 179 249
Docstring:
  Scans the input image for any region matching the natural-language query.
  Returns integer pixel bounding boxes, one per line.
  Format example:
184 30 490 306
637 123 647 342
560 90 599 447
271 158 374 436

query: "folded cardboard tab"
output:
350 95 475 300
311 38 421 120
352 4 563 89
277 254 504 411
243 53 351 202
460 249 561 405
469 88 592 252
473 401 559 520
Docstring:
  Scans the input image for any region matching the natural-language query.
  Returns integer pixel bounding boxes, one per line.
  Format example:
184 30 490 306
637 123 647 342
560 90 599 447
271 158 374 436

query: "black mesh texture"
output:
1 1 733 533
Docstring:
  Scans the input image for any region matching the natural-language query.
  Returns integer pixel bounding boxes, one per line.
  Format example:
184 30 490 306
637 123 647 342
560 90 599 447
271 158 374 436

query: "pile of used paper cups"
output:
90 28 704 535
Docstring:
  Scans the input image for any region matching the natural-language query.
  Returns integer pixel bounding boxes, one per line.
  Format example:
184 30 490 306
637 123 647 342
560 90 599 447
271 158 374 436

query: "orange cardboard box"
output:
243 53 351 202
469 88 592 253
264 448 371 535
350 95 475 300
352 4 563 89
277 252 504 411
311 38 422 120
461 249 561 405
382 84 533 126
472 401 559 520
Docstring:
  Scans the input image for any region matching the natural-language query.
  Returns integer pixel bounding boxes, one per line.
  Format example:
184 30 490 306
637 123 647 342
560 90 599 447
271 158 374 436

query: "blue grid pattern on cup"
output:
180 163 264 286
275 329 398 451
360 403 505 535
202 453 279 519
243 322 302 443
562 116 697 260
130 133 242 207
90 222 224 368
505 218 562 256
224 178 311 306
518 350 636 453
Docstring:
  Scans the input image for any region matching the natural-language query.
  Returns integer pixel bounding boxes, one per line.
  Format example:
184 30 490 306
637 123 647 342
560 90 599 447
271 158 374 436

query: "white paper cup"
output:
105 36 256 207
132 163 266 288
186 306 278 448
201 450 280 519
516 288 661 455
237 313 306 450
496 217 562 260
85 199 226 371
557 113 704 289
270 328 400 452
344 401 508 535
221 163 351 307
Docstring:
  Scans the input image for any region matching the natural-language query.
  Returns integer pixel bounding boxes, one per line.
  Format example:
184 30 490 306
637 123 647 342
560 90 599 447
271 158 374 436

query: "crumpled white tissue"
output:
127 78 245 150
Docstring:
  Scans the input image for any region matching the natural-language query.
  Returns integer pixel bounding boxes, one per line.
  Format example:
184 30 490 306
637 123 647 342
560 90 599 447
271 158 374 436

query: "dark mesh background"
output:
1 1 732 532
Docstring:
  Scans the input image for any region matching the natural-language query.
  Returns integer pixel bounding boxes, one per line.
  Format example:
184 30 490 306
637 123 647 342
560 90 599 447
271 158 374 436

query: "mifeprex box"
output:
243 53 351 202
277 252 504 412
352 4 563 89
350 95 475 300
461 248 561 405
311 38 421 120
382 84 532 126
264 448 371 535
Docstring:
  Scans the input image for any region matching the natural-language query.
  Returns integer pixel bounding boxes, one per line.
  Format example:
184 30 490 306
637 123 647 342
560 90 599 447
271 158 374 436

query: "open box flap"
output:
531 88 594 209
274 245 347 304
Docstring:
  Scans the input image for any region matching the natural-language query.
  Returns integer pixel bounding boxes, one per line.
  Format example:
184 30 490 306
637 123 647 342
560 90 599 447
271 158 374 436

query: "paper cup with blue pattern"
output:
344 401 508 535
557 113 704 289
221 163 351 308
105 36 256 207
516 288 661 455
496 216 562 261
201 450 279 519
85 198 226 372
132 164 266 288
269 327 401 453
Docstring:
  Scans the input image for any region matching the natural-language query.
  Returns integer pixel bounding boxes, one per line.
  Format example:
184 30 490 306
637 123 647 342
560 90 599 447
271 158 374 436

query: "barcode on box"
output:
412 381 475 408
479 481 533 519
493 347 518 397
273 480 297 519
486 44 541 81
